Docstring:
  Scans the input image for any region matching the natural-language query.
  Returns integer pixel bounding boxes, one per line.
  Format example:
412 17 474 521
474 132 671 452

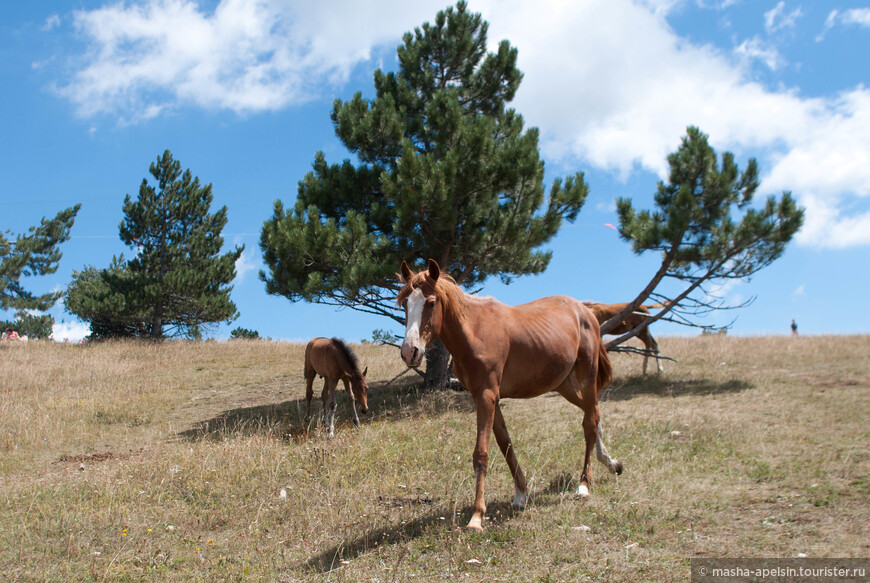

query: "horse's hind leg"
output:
556 376 621 497
493 402 527 508
595 420 623 476
304 369 315 423
639 327 663 374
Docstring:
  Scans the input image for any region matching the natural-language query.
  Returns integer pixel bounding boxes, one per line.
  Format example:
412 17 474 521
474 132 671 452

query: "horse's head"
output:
350 366 369 414
397 259 445 368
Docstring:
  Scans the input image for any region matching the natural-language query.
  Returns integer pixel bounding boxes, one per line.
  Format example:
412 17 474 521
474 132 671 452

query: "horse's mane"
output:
331 337 363 378
397 269 468 323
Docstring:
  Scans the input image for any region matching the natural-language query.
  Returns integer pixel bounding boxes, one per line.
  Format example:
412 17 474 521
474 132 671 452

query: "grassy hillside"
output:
1 335 867 581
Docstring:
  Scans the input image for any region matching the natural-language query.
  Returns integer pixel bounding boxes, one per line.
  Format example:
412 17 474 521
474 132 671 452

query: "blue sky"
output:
2 0 869 343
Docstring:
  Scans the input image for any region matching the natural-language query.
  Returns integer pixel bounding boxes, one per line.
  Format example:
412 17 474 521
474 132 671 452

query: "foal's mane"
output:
331 337 363 378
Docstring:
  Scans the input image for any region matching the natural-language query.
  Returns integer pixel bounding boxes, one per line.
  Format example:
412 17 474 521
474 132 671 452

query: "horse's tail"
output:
596 338 613 394
644 300 672 310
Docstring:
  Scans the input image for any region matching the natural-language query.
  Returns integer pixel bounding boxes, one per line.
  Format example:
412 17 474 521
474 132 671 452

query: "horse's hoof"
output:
466 515 484 531
613 460 624 475
577 483 590 498
353 419 361 428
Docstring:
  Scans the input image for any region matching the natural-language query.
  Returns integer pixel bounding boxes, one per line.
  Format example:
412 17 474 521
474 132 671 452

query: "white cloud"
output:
733 36 785 70
764 2 802 34
42 14 61 32
838 8 870 27
234 247 258 284
817 8 870 41
792 284 804 297
58 0 442 122
52 321 90 343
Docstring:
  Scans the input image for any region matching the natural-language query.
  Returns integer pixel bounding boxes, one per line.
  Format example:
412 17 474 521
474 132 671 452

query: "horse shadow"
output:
599 375 751 402
300 499 526 575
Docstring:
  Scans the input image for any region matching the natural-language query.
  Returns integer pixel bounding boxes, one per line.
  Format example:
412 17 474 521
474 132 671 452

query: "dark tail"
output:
596 339 613 394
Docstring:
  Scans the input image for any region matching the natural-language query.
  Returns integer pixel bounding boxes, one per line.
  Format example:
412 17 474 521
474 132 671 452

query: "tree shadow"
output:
177 377 474 442
600 375 752 402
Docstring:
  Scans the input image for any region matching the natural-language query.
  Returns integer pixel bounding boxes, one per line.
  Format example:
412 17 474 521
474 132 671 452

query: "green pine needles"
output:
260 1 588 325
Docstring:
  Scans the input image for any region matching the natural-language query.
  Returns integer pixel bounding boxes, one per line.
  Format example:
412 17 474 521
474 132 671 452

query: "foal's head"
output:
397 259 457 368
350 367 369 414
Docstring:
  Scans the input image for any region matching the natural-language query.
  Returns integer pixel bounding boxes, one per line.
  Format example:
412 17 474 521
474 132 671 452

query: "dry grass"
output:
1 335 867 582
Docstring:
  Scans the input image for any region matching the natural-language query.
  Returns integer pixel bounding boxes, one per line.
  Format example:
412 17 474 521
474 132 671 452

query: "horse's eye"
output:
426 299 436 308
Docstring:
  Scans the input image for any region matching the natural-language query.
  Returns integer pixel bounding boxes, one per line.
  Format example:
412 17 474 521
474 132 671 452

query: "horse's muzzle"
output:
401 343 424 368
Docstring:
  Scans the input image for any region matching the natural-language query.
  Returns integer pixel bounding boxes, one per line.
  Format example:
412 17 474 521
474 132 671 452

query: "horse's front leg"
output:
467 389 496 531
493 402 527 508
343 378 360 427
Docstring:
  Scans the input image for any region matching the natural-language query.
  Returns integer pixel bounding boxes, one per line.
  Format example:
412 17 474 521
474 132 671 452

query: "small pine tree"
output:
230 327 260 340
66 151 242 340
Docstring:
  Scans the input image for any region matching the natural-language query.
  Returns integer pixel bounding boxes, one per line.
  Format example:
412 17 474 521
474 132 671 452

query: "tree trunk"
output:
423 339 452 390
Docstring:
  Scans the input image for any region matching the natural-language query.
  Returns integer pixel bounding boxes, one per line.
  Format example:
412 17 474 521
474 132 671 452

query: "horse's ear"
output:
400 261 413 283
362 366 368 378
427 259 440 282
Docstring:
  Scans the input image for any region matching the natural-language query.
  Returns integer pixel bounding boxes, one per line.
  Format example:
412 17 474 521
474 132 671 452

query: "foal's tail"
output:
596 339 613 394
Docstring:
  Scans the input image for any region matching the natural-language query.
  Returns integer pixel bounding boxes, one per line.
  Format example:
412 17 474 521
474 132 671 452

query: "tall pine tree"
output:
260 2 588 386
67 151 242 339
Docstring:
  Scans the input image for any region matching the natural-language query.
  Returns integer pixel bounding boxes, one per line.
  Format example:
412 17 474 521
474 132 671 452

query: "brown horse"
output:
397 260 622 530
303 337 369 439
585 302 664 374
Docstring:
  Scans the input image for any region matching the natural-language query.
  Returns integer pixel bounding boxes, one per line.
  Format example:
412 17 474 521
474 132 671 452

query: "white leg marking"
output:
577 483 590 498
596 422 621 474
512 486 527 509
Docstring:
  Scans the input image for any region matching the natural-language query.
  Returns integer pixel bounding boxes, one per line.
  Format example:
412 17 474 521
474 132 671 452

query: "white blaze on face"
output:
401 288 426 364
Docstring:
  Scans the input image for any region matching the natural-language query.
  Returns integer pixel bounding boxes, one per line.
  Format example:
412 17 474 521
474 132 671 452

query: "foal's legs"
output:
467 389 496 531
493 403 528 508
321 378 338 439
342 377 361 427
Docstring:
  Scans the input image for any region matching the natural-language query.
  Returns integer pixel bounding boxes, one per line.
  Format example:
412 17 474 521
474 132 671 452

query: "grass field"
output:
1 335 868 582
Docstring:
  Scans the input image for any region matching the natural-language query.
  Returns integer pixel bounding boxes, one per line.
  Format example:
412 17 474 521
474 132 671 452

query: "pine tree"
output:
1 205 80 338
602 126 804 350
260 2 588 387
66 151 242 339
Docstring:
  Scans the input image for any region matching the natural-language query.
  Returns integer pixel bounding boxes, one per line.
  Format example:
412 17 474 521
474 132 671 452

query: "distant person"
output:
2 327 20 341
791 319 798 336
